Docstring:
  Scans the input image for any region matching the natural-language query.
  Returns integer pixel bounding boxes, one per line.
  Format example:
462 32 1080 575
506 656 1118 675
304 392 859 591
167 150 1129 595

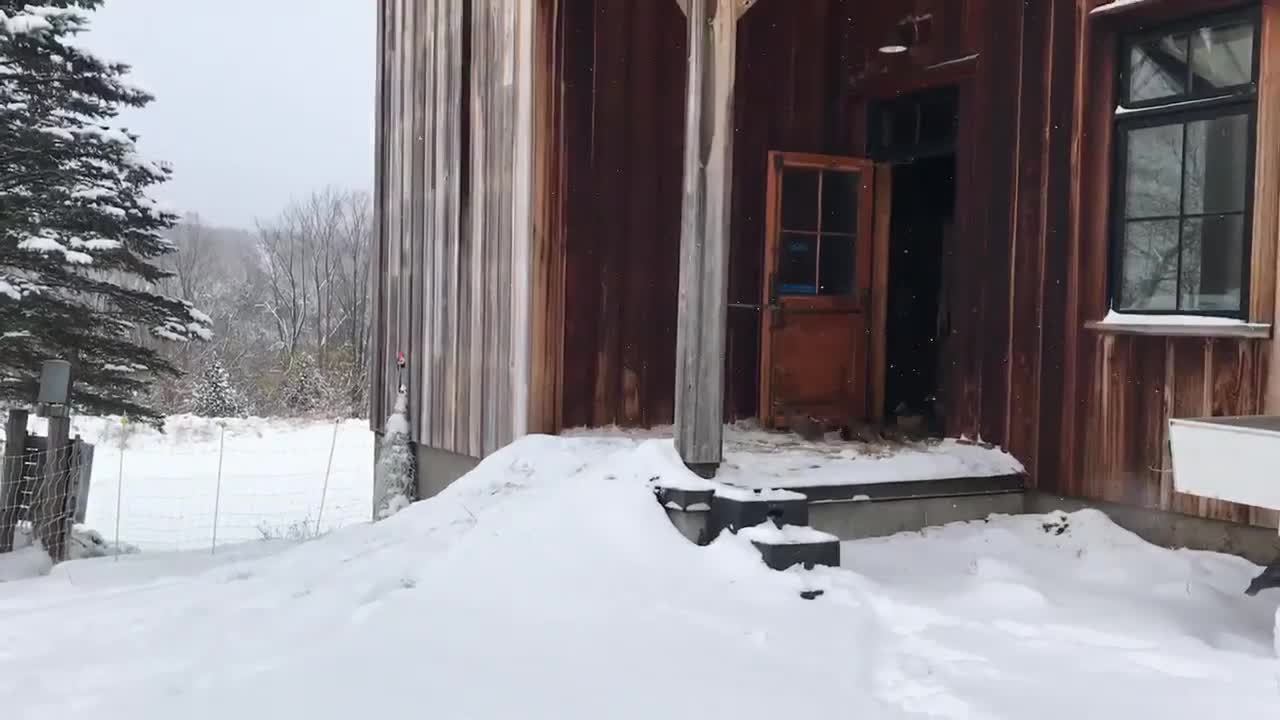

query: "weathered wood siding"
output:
1041 0 1280 529
372 0 1280 528
557 0 686 429
371 0 534 457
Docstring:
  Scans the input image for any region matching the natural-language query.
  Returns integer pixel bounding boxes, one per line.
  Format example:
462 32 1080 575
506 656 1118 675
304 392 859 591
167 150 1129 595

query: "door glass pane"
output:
821 170 859 234
1183 113 1249 214
1127 33 1189 103
1180 214 1244 311
1120 219 1180 310
1191 22 1254 93
781 169 819 231
778 233 817 295
1125 123 1184 218
818 235 854 295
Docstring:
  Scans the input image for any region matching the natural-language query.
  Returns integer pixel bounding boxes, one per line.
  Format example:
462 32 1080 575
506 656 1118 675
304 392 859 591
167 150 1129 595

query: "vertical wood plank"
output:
369 0 389 428
1252 0 1280 325
869 163 893 423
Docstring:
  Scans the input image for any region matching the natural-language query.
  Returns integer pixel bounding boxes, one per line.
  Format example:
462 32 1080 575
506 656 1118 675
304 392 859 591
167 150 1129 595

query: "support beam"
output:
674 0 739 477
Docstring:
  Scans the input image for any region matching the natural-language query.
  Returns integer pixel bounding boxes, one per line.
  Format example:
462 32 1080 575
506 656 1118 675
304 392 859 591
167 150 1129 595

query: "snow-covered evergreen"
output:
375 384 415 520
281 354 323 414
0 1 211 424
191 358 242 418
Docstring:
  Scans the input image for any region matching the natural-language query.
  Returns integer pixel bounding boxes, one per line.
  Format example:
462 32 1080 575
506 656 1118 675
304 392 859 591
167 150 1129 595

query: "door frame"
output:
758 151 884 428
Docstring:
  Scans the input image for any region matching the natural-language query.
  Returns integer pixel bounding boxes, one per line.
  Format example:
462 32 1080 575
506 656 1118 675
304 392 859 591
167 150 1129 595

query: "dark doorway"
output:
884 154 955 434
871 86 959 435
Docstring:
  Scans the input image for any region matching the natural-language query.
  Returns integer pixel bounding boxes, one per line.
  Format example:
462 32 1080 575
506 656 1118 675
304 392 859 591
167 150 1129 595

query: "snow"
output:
21 415 374 552
68 237 122 251
714 485 807 502
569 424 1024 490
0 435 1274 719
0 12 52 36
0 279 20 300
17 236 68 254
1090 0 1148 13
738 522 838 545
1099 309 1251 327
36 125 75 141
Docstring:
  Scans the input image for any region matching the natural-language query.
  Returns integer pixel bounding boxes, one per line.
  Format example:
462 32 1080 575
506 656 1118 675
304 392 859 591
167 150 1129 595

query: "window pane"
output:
1119 220 1180 310
1184 113 1249 214
1128 33 1188 103
1180 214 1245 312
821 171 859 234
818 235 854 295
1191 22 1254 93
778 233 817 295
1125 123 1184 218
918 91 959 147
781 169 819 231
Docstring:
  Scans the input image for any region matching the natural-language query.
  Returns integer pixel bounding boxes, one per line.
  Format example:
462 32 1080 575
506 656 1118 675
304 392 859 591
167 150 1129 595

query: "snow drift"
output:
0 434 1275 719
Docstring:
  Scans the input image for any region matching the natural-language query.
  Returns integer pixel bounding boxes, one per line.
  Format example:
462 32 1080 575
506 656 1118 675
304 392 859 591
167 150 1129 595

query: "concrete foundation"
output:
414 444 479 501
661 487 1279 566
809 492 1026 541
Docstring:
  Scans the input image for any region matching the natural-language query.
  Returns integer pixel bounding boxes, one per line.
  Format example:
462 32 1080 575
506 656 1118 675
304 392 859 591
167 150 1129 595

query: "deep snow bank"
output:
0 434 1275 720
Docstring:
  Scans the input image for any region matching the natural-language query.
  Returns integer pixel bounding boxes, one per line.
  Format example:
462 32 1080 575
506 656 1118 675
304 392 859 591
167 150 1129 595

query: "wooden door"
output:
759 152 884 428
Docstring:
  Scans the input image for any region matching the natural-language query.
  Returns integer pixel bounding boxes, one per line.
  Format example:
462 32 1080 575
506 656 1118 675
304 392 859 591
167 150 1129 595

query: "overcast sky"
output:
84 0 376 229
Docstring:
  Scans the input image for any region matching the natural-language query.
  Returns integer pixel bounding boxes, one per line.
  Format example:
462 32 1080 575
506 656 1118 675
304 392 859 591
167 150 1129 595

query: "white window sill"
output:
1086 311 1271 339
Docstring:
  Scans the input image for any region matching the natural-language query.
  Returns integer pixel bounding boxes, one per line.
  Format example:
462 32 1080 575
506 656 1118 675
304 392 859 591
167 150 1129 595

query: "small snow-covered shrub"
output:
375 385 416 520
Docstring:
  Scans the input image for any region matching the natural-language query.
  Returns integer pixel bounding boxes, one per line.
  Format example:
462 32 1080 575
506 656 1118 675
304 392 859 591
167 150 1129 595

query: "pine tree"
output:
281 354 323 415
191 358 241 418
375 384 415 520
0 2 211 424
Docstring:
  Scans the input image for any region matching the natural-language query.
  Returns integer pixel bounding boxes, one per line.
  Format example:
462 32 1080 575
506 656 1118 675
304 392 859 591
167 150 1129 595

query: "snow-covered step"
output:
708 486 809 538
738 522 840 571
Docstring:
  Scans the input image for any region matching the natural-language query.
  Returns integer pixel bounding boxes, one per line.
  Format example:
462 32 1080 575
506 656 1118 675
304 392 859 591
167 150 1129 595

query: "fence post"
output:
0 409 29 552
314 419 341 537
210 422 226 555
113 418 127 560
33 412 72 561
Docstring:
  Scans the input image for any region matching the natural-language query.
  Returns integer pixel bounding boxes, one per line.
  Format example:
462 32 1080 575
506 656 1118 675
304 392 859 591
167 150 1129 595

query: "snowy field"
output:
22 415 374 551
0 434 1275 719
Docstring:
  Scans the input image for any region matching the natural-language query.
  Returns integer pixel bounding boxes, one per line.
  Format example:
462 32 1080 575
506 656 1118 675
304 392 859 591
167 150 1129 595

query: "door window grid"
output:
777 168 858 296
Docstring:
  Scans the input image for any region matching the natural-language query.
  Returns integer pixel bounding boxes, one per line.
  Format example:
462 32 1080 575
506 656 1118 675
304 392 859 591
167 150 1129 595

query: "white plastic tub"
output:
1168 416 1280 520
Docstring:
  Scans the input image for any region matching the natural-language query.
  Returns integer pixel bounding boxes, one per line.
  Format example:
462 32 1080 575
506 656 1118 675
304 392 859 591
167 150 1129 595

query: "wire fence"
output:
1 419 374 557
0 441 93 561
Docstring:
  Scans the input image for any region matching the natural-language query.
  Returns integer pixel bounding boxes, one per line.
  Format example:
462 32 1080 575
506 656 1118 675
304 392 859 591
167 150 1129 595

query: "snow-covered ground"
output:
22 415 374 551
0 434 1275 719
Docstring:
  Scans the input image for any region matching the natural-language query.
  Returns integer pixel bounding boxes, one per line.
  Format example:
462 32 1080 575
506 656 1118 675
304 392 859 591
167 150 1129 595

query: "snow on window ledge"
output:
1086 310 1272 339
1089 0 1153 16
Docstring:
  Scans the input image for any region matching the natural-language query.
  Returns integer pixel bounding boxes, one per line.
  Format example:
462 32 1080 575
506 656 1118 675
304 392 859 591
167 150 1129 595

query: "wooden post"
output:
0 409 29 552
32 412 72 561
673 0 749 477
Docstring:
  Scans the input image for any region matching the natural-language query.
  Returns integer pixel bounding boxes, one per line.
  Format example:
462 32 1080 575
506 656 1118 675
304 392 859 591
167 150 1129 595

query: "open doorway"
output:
871 86 959 436
885 154 954 434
